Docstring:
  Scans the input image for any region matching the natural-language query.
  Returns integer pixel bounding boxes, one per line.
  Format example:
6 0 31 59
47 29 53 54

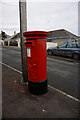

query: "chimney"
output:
14 31 16 35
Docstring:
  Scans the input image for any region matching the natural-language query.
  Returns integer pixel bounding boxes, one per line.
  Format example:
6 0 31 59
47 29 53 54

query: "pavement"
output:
2 63 79 119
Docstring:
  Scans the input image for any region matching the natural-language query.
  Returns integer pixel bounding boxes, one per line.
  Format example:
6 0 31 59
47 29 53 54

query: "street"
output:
1 46 79 99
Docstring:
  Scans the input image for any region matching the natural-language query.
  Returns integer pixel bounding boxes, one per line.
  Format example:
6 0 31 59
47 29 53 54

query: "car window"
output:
72 44 76 48
67 43 72 48
67 43 79 48
78 43 80 48
58 43 67 48
67 43 76 48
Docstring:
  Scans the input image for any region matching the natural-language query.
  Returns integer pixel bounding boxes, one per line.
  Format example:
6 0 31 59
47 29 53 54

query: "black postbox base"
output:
28 80 48 95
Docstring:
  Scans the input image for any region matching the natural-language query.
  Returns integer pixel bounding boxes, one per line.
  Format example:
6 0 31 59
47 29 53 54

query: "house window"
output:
47 39 52 42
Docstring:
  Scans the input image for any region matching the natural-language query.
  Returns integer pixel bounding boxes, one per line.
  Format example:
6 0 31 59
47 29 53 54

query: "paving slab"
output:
2 65 79 118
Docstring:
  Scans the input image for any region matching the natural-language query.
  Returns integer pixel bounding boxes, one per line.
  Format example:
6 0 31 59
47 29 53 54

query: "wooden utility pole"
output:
78 1 80 36
19 0 28 83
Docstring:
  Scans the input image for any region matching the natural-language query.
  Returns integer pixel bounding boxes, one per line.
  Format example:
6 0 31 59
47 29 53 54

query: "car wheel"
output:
48 50 53 55
73 54 79 60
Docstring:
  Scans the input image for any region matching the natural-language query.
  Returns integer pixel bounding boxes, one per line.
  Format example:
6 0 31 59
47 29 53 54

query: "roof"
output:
4 29 79 42
47 29 78 39
0 33 11 41
0 32 20 41
10 33 20 40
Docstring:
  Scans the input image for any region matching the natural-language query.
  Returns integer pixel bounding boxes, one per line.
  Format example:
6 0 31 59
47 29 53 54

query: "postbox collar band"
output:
25 36 47 40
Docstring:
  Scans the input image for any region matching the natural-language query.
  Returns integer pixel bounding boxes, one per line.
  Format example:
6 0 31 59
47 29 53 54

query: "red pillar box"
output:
23 31 49 95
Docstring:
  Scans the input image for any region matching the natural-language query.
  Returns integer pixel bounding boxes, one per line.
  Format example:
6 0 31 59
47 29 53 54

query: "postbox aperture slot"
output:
25 42 32 44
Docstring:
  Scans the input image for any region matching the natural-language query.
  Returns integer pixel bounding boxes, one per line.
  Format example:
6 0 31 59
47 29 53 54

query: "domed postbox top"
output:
23 31 49 39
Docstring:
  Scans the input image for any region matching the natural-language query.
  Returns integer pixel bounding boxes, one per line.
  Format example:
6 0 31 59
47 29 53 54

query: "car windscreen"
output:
58 43 67 48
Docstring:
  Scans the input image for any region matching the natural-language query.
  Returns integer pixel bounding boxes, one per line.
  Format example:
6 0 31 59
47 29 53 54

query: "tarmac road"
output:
1 46 80 99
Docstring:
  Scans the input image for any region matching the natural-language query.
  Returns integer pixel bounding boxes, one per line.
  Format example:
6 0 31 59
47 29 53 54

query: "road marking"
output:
48 85 80 103
0 61 80 103
0 61 22 74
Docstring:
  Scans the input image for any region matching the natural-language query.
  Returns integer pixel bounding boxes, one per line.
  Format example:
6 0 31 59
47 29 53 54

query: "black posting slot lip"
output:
25 42 32 44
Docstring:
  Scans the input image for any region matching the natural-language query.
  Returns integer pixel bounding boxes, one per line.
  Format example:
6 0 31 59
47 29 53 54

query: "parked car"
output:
47 42 80 60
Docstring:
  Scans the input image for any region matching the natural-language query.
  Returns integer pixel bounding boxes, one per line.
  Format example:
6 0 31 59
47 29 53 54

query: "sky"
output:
0 0 79 36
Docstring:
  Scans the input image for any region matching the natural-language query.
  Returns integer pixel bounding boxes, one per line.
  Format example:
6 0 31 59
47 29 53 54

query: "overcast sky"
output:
0 0 79 36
